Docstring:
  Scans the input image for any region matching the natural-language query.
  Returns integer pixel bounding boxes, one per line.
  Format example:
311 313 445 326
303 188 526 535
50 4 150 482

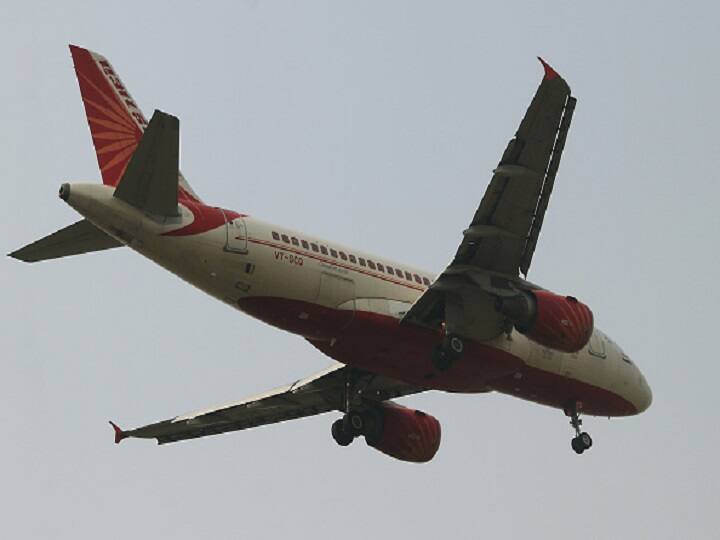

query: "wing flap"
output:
461 67 573 274
403 59 575 338
520 96 576 275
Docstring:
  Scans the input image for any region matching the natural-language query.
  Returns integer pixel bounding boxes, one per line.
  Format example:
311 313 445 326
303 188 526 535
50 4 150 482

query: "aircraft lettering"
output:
274 251 303 266
95 57 145 127
131 111 148 127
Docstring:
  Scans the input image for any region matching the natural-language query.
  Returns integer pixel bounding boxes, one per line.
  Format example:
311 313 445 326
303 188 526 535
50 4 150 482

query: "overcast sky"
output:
2 1 719 538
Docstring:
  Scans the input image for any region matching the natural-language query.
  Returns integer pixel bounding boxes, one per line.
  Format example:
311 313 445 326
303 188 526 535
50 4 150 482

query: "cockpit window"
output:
588 332 606 359
622 354 633 365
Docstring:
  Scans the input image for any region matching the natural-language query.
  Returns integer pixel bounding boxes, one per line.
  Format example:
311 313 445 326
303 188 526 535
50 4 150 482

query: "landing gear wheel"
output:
331 419 354 447
580 432 593 449
348 412 365 436
431 334 465 371
571 436 585 454
431 345 453 371
566 402 593 455
448 335 464 355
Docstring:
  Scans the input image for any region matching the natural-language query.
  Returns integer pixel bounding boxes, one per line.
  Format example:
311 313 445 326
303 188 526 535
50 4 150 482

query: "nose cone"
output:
634 373 653 414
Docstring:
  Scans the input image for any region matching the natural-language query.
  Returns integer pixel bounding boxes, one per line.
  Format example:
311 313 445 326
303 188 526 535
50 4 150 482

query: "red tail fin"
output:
69 45 146 187
69 45 201 201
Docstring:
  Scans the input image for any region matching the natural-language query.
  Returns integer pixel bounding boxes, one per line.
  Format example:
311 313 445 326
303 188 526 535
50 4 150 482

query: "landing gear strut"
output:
566 402 593 455
431 334 465 371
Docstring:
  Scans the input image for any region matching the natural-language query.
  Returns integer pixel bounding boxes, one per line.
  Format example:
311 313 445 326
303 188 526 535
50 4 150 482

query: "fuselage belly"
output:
66 185 651 418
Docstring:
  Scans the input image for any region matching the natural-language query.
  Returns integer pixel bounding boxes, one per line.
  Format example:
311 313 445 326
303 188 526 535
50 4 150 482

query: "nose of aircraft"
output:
635 373 653 413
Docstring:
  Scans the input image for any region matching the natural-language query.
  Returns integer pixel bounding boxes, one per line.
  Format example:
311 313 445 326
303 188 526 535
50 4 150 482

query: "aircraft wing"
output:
403 59 575 340
112 364 422 445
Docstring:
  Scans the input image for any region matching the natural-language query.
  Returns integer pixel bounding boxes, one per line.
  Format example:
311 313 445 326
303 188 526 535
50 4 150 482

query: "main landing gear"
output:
331 411 377 447
431 334 465 371
566 402 593 455
331 371 382 447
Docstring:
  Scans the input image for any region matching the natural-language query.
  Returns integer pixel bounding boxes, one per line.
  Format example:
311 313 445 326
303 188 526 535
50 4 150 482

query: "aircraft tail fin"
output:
9 219 122 263
68 45 201 202
114 110 180 216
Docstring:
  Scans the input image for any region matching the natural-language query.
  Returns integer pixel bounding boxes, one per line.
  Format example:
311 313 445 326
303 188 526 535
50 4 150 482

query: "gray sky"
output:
2 1 718 538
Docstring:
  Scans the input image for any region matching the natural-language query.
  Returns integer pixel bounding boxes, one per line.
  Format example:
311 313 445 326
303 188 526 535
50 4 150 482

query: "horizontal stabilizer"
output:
113 110 179 216
9 219 122 263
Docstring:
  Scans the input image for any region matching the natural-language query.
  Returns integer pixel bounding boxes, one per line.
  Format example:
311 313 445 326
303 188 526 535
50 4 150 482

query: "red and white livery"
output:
11 46 652 461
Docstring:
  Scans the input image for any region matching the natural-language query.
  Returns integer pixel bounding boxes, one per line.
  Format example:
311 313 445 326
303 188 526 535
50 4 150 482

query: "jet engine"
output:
365 402 441 463
496 289 593 353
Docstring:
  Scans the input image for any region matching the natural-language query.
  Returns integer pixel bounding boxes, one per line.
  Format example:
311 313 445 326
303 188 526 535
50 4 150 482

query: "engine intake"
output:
497 290 593 353
365 402 441 463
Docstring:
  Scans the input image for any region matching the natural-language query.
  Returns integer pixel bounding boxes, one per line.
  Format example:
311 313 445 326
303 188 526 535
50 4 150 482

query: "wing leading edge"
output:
403 59 576 340
112 364 422 445
457 57 574 277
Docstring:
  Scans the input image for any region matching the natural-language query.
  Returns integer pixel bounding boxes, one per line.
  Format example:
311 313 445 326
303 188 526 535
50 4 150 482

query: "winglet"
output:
109 421 128 444
537 57 560 81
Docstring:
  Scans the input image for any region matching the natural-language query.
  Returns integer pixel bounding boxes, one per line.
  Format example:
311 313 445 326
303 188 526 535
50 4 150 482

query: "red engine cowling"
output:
497 290 594 353
366 402 441 463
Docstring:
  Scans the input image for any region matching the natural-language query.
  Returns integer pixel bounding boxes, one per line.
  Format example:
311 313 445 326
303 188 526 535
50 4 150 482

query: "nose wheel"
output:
566 402 593 455
571 431 593 454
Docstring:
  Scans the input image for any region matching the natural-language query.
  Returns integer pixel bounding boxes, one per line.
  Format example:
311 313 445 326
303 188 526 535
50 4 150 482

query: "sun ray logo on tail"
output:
69 45 202 202
69 45 145 187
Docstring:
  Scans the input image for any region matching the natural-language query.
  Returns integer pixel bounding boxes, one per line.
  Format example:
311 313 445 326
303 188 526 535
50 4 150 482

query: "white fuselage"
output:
65 182 653 416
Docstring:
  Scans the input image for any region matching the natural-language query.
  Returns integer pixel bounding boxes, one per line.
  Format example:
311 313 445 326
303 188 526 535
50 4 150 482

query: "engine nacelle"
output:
365 402 441 463
497 289 593 353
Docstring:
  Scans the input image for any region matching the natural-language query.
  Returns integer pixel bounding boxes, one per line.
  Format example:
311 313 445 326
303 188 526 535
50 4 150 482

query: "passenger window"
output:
311 243 319 253
339 252 347 261
368 260 376 270
281 234 290 243
272 231 280 241
330 249 338 258
404 271 412 281
320 245 328 255
395 269 403 278
301 240 309 249
414 274 422 284
291 237 299 246
386 265 393 274
377 263 385 272
349 254 356 263
359 258 366 267
422 277 431 286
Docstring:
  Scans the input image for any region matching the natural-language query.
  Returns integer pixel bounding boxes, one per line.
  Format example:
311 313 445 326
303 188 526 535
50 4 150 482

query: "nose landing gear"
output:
566 402 593 455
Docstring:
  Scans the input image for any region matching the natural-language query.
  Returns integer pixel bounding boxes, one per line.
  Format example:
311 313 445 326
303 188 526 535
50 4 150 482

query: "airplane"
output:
10 45 652 462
